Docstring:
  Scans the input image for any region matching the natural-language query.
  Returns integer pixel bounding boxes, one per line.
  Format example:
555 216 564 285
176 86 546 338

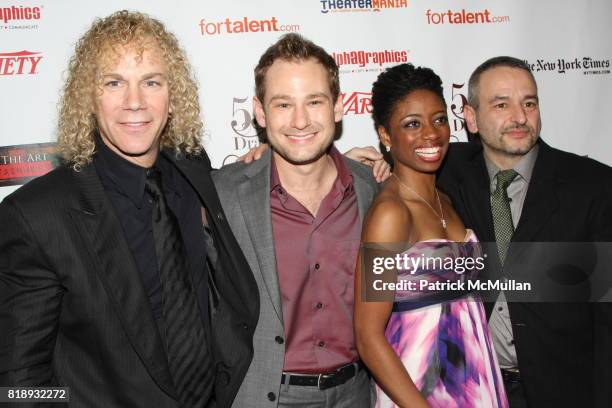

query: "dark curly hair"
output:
371 63 445 131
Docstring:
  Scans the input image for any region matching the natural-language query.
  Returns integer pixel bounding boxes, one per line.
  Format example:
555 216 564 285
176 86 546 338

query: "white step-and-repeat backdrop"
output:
1 0 611 199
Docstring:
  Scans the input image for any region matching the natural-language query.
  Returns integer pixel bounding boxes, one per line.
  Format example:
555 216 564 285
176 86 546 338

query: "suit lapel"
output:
69 165 175 397
236 150 283 322
457 148 496 243
345 158 377 223
512 142 559 243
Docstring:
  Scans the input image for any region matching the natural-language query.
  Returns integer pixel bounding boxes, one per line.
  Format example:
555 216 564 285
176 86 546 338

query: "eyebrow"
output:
101 72 166 80
488 94 539 103
268 92 331 103
401 110 447 119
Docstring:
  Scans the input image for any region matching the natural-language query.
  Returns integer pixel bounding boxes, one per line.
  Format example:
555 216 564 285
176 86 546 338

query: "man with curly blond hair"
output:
0 10 258 408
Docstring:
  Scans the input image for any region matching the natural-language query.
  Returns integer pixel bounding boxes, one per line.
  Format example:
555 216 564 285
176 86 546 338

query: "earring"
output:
385 145 391 152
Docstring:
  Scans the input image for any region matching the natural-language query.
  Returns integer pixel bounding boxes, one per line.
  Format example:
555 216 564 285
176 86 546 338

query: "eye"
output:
524 100 538 108
494 102 508 109
275 102 290 109
403 120 420 129
145 80 161 87
434 116 448 125
104 80 121 87
308 99 323 106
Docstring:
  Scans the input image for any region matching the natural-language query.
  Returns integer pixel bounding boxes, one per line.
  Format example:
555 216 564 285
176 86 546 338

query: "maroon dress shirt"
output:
270 147 361 373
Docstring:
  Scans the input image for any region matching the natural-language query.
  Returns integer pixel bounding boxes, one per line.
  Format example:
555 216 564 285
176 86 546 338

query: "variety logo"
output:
426 9 510 25
341 91 372 115
0 143 60 187
199 16 299 36
0 51 43 76
332 49 409 73
524 57 611 76
320 0 408 14
0 5 41 30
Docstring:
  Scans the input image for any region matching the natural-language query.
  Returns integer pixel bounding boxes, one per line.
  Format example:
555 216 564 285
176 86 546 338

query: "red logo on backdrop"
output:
342 92 372 115
0 5 41 30
0 51 43 76
425 9 510 24
333 49 410 74
0 143 60 187
198 17 300 36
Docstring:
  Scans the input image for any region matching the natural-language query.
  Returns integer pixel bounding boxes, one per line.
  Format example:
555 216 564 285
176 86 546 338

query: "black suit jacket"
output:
0 150 259 407
438 140 612 407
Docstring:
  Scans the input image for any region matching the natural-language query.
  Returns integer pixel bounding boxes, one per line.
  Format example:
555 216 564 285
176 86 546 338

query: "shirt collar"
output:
485 142 539 186
94 138 180 208
269 145 354 194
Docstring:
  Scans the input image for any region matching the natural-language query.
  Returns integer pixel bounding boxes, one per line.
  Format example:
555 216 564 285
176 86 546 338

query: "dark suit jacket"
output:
0 150 259 407
438 140 612 407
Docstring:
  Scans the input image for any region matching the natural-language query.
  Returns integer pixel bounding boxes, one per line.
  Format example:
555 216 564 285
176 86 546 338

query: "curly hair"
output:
254 33 340 103
58 10 203 168
371 63 445 131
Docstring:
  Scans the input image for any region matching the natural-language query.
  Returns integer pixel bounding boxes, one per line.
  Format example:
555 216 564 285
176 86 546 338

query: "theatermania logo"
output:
320 0 408 14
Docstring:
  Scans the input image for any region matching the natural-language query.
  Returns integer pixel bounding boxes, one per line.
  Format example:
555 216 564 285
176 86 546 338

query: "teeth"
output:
415 146 440 154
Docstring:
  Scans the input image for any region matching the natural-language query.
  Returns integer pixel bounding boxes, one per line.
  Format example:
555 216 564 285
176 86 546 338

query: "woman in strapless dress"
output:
354 64 508 408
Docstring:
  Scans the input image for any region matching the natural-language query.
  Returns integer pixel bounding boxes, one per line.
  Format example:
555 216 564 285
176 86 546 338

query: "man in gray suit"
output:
212 34 378 408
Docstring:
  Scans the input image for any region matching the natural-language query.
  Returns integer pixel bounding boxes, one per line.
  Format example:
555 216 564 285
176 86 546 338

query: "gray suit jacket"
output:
212 149 378 408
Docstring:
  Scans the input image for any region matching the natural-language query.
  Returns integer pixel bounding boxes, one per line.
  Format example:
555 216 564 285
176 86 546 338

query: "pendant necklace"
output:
392 173 447 229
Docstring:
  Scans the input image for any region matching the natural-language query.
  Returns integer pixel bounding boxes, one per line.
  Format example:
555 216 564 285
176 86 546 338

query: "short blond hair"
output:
58 10 203 168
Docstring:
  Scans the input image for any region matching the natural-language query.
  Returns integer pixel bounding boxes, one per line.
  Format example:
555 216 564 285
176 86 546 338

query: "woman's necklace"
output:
392 173 447 229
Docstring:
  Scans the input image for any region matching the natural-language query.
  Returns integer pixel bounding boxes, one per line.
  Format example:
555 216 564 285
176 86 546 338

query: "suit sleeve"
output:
590 173 612 407
0 198 64 388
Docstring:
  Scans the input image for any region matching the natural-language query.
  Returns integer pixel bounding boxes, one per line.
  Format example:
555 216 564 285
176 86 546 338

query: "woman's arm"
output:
354 198 430 408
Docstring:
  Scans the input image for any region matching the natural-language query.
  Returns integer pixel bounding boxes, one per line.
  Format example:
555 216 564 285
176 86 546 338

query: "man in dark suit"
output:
438 56 612 407
0 11 258 407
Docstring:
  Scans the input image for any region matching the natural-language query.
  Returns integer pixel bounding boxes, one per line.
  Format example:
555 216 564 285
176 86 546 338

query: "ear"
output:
333 94 343 123
377 125 391 150
253 96 266 128
463 104 479 134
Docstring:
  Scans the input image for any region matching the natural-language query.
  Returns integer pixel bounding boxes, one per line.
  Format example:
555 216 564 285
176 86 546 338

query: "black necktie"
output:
145 170 213 407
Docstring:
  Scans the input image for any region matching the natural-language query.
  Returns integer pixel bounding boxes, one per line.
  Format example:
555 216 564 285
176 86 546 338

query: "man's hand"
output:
239 144 268 164
344 146 391 183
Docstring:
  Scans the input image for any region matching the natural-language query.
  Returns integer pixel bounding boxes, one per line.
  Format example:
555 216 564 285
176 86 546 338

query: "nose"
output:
422 121 440 141
124 83 145 111
510 103 527 125
291 104 311 130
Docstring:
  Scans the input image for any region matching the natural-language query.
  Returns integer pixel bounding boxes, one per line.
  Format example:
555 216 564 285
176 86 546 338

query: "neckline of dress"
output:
413 229 473 244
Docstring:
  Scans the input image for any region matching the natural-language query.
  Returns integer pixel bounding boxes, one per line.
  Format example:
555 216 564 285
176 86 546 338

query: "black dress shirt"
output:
93 140 209 326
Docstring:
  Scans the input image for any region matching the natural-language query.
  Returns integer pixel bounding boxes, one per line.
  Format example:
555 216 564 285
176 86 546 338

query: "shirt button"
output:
316 302 323 309
216 212 225 221
242 323 249 330
498 307 503 311
275 336 284 344
267 392 276 401
314 263 320 270
318 341 325 348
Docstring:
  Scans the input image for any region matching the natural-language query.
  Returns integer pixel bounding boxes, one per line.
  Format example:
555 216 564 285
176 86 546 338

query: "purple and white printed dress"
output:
375 230 508 408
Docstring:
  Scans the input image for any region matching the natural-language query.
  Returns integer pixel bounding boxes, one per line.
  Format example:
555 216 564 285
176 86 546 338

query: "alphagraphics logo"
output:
524 57 611 76
0 5 42 30
425 9 510 25
332 49 410 74
198 16 300 36
0 51 43 76
320 0 408 14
